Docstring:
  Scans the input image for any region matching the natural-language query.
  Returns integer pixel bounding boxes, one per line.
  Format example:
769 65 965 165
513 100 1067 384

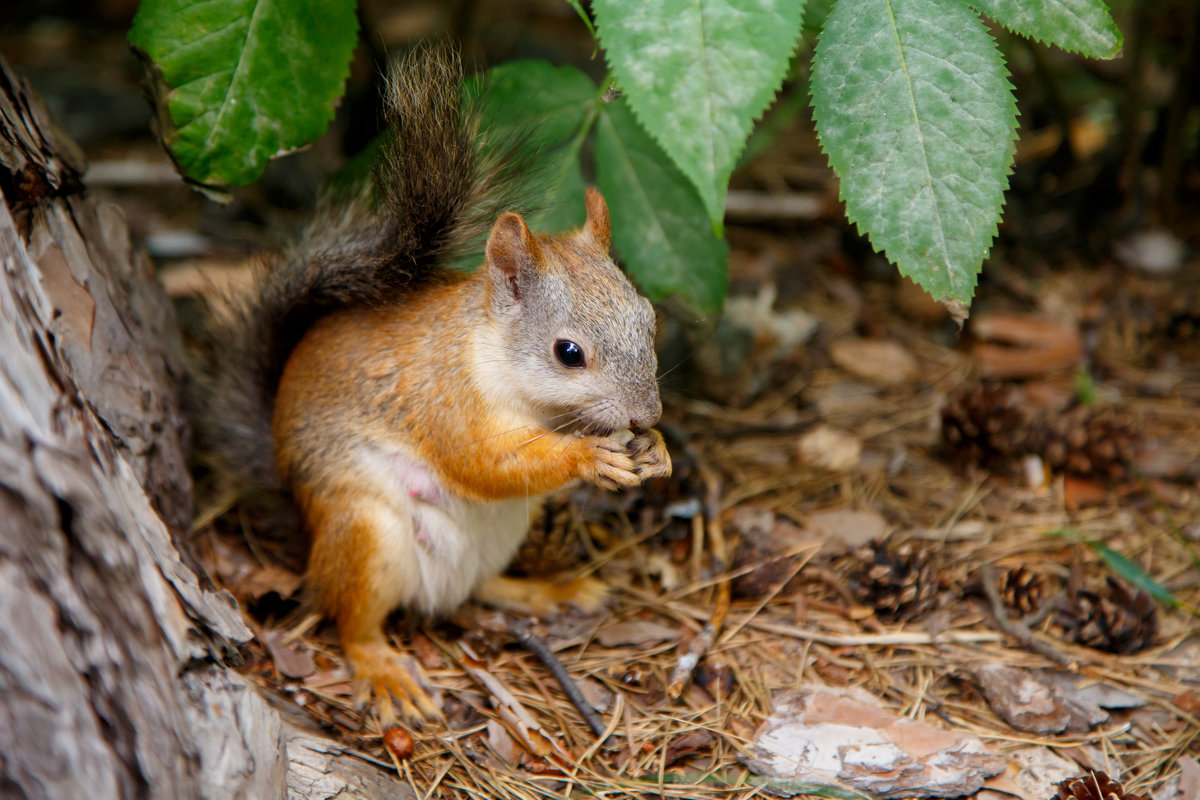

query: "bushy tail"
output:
192 42 528 490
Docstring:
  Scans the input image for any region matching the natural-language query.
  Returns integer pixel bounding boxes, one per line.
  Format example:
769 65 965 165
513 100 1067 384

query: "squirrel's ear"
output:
486 211 541 306
581 188 611 252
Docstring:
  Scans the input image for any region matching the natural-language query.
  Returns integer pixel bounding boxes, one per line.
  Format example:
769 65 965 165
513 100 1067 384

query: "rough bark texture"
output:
0 56 412 799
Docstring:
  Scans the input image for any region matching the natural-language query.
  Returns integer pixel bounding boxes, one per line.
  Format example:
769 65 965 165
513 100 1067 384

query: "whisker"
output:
515 415 580 449
468 422 537 445
657 355 691 382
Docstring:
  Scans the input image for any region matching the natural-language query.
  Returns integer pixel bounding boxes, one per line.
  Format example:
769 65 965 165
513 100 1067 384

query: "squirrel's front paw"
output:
628 428 672 480
583 435 641 490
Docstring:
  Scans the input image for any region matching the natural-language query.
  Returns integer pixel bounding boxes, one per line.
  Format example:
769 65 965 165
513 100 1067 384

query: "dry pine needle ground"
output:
197 259 1200 799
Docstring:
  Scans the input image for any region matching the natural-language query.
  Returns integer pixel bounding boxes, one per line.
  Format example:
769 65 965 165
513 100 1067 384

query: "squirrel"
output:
195 43 671 720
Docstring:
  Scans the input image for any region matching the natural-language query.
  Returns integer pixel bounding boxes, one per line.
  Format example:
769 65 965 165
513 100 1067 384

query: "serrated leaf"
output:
130 0 357 187
595 99 728 314
811 0 1018 303
592 0 805 234
966 0 1122 59
472 61 597 231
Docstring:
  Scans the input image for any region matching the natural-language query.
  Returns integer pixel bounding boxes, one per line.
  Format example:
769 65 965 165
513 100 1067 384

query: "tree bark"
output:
0 57 413 800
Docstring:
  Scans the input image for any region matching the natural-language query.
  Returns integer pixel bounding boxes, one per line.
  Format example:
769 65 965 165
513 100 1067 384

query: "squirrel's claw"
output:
628 428 672 480
346 639 443 724
586 436 641 490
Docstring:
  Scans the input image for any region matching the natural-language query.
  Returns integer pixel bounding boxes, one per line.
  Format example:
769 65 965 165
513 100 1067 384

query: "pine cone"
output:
1054 770 1147 800
508 495 583 576
1002 566 1046 616
941 382 1035 469
850 539 939 622
1057 577 1159 654
1039 409 1138 482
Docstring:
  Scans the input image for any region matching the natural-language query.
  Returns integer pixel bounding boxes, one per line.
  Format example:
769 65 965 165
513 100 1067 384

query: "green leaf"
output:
965 0 1122 59
595 99 728 314
129 0 358 187
1049 529 1194 615
472 60 598 231
1085 540 1180 608
592 0 805 234
811 0 1018 303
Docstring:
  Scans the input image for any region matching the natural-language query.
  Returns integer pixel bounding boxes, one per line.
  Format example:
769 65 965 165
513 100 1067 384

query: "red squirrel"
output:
197 44 671 719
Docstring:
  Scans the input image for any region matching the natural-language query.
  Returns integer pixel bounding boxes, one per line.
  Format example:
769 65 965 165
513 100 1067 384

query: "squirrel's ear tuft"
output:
581 188 611 252
486 211 540 305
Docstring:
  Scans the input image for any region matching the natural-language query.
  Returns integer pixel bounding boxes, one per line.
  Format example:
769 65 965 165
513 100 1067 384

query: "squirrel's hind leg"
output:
298 485 442 721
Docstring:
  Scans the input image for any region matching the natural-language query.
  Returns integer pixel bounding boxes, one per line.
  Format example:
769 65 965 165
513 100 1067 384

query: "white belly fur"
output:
357 444 537 615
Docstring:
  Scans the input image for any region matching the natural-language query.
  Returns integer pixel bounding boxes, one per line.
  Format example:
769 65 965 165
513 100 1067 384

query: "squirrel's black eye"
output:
554 340 586 368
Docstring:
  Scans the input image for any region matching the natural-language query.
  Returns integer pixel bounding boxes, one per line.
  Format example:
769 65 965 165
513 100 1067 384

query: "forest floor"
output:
4 3 1199 799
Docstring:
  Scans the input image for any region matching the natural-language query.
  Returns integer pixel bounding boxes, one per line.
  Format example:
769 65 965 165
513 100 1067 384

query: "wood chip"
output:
745 688 1004 797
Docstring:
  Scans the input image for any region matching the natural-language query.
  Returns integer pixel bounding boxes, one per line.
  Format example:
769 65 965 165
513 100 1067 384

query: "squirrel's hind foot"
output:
345 637 442 723
477 574 609 615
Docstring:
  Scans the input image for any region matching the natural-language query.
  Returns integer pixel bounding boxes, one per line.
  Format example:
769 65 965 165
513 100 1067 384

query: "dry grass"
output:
196 259 1200 799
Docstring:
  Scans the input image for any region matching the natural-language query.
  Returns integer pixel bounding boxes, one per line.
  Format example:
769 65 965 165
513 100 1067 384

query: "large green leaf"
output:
966 0 1122 59
811 0 1018 303
472 61 598 232
592 0 805 234
129 0 357 187
595 100 728 314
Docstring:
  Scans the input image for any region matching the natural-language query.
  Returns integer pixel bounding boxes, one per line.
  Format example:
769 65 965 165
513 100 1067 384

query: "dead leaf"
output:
744 687 1003 798
797 425 862 471
1172 689 1200 716
486 719 518 765
578 678 613 712
210 536 303 601
830 337 918 384
260 628 316 680
664 731 715 767
971 313 1082 378
807 509 887 551
595 619 682 647
1064 476 1109 511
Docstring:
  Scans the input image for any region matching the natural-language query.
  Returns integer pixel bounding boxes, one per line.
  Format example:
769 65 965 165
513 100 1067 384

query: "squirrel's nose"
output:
630 393 663 431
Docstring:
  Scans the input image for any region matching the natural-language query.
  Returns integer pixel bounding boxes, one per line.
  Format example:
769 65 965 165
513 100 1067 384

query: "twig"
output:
724 190 824 221
1020 590 1065 629
621 584 1004 646
979 564 1082 668
510 620 608 741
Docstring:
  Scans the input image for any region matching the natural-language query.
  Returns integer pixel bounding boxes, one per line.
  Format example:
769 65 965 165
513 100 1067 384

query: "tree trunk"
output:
0 57 413 800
